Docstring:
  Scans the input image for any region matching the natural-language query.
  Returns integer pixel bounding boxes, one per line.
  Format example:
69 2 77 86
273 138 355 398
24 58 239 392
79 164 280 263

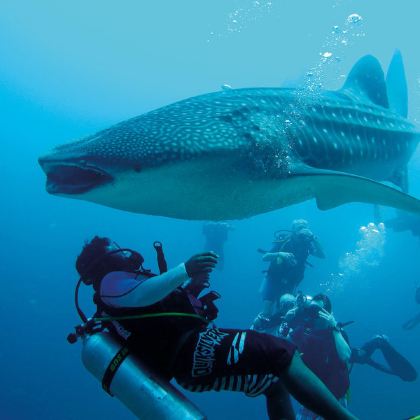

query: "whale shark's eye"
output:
220 115 233 123
133 164 142 173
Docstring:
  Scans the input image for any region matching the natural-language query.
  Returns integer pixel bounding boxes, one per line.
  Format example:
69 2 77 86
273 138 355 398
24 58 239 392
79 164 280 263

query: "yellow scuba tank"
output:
81 331 206 420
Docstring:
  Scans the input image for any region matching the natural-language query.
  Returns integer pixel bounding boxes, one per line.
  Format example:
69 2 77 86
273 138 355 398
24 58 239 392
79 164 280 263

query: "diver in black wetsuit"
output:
253 219 324 331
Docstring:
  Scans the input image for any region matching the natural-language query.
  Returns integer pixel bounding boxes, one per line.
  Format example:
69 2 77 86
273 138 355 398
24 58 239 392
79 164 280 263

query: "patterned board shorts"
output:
174 326 296 397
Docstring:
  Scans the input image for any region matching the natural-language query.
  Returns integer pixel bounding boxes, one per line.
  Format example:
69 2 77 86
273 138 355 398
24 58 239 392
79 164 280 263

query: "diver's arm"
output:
318 309 351 365
310 237 325 259
102 264 190 308
333 330 352 366
101 252 218 308
262 252 296 266
262 252 282 262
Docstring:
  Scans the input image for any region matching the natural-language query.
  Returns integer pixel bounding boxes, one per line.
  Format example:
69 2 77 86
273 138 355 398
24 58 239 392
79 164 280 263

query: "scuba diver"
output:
283 293 353 420
253 219 325 330
72 236 358 420
402 286 420 330
202 222 233 270
350 335 417 382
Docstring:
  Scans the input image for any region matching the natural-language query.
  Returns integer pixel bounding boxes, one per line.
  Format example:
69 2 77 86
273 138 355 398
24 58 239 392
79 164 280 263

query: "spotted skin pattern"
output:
49 87 418 184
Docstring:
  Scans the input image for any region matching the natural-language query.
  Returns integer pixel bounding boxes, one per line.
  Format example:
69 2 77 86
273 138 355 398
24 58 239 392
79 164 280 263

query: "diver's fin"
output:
386 50 408 118
340 55 389 108
292 166 420 214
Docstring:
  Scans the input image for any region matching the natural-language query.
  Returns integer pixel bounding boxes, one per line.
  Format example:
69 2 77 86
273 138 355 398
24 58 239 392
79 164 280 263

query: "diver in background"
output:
387 211 420 240
254 219 325 330
76 236 357 420
202 222 233 270
350 335 417 382
402 286 420 330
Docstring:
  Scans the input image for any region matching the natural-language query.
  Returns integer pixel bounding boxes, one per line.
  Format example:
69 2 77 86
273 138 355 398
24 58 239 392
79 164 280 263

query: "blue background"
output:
1 1 419 419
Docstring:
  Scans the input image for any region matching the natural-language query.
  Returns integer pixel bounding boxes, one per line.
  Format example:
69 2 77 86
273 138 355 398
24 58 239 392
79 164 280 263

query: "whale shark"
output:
39 51 420 220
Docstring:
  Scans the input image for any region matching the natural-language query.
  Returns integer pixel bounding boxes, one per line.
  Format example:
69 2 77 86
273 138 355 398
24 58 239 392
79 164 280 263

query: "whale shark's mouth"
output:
40 161 114 195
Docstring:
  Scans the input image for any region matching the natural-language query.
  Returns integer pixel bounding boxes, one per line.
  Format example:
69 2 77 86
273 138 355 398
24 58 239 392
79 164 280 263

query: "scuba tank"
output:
80 330 205 420
69 241 206 419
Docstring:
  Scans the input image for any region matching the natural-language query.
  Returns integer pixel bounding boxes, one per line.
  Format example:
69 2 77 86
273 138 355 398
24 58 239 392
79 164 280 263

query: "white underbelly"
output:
82 157 315 220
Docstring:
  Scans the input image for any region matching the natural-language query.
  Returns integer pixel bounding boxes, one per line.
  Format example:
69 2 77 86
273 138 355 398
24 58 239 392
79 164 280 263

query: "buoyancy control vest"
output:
266 234 310 289
94 272 217 377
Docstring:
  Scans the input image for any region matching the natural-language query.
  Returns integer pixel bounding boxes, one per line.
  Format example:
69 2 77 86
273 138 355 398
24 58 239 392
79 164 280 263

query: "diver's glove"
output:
185 252 218 278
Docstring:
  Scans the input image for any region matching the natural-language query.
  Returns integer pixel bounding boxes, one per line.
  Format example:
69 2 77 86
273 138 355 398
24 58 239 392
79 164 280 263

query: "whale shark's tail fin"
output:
386 50 408 118
340 55 389 108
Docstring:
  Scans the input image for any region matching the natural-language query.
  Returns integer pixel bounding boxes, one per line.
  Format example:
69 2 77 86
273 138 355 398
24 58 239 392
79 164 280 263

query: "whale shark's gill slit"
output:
46 164 113 194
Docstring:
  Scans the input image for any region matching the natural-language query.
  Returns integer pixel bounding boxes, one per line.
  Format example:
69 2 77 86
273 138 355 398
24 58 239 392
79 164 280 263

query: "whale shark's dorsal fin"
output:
340 55 389 108
386 49 408 118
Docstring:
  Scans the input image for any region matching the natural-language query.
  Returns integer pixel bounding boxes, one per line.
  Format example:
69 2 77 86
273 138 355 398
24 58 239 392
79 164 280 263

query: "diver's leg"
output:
280 352 357 420
262 299 275 317
377 336 417 381
252 299 275 331
264 381 295 420
175 328 356 419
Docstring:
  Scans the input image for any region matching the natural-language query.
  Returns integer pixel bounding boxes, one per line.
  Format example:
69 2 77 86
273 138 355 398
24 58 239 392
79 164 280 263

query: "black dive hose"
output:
75 277 88 323
67 277 90 343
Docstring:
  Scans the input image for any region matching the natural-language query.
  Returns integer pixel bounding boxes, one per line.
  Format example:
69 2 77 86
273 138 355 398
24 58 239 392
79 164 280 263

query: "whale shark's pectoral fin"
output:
292 167 420 214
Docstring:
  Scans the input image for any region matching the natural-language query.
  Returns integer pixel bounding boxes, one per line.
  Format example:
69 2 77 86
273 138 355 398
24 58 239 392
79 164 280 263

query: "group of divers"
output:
70 214 420 420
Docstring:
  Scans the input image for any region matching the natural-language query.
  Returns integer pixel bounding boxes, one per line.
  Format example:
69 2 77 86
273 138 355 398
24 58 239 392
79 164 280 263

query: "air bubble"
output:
347 13 363 25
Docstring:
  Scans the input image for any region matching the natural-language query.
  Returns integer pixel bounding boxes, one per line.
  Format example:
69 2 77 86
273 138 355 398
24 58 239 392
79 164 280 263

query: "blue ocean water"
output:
1 1 419 419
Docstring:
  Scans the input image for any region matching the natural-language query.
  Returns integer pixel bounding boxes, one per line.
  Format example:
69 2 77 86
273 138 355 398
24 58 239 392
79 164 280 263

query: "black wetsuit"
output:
96 272 296 396
262 235 312 300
